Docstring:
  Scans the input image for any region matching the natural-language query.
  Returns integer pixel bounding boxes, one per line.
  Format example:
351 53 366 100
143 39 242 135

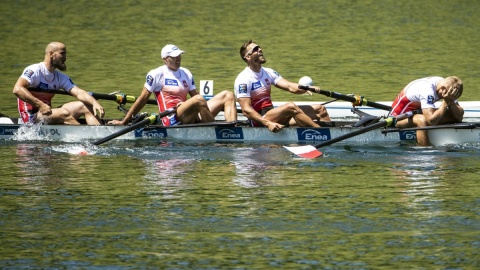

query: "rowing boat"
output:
5 88 477 150
2 97 480 146
1 114 480 147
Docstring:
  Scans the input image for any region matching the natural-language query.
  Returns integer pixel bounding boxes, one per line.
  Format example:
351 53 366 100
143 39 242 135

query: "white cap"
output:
161 44 185 59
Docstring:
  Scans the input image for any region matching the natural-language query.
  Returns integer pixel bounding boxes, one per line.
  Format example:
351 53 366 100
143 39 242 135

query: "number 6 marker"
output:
200 80 214 100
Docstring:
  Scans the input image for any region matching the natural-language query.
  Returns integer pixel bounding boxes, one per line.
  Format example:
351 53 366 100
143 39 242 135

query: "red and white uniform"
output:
234 67 282 113
391 76 444 116
144 65 196 126
18 62 75 123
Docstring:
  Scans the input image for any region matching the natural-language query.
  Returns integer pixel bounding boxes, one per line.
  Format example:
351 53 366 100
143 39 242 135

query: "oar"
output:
284 111 415 158
92 107 177 146
29 88 158 105
381 122 477 132
299 85 392 111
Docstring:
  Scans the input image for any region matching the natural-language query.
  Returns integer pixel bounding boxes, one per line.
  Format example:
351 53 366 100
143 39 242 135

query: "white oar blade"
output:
283 145 323 158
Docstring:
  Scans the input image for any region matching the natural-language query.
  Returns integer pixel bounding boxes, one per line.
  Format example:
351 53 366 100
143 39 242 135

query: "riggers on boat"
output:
1 112 480 147
10 88 478 147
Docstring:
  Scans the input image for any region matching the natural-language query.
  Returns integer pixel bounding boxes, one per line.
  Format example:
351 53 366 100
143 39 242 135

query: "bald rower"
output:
13 41 105 125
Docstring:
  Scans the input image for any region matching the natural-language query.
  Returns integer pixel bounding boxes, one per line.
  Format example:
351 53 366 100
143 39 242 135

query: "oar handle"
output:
298 85 392 111
92 107 177 146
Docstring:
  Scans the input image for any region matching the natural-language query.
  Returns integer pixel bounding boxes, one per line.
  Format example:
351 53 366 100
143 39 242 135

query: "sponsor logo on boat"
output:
0 127 19 135
216 128 244 140
297 128 331 141
137 128 167 138
39 128 60 136
399 131 416 140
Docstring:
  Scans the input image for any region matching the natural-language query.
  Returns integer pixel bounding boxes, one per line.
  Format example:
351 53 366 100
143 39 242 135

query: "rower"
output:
234 40 331 133
390 76 464 146
13 41 105 125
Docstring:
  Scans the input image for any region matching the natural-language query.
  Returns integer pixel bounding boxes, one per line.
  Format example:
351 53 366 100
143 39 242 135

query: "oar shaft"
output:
298 85 392 111
313 111 414 148
92 107 177 146
314 119 390 148
92 115 155 145
28 88 157 105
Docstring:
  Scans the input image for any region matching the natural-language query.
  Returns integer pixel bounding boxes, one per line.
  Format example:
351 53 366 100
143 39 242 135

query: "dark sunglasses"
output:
244 45 261 57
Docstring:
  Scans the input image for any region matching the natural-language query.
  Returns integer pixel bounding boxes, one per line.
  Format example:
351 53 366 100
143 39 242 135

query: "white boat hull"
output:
1 102 479 146
1 121 479 147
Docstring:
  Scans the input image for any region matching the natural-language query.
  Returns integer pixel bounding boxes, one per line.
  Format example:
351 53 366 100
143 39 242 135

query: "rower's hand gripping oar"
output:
29 88 157 105
298 85 392 111
92 107 177 146
283 111 415 158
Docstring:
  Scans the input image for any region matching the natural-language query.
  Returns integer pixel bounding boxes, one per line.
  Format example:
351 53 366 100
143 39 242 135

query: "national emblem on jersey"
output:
238 84 247 94
182 80 188 88
146 75 154 86
252 81 262 90
23 69 34 78
165 79 178 86
265 78 271 85
427 95 434 104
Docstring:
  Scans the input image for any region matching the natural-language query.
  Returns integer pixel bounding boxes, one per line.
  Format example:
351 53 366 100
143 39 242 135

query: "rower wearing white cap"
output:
108 44 236 126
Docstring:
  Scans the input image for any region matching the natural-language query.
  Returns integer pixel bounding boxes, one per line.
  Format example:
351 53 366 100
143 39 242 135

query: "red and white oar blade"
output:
283 145 323 158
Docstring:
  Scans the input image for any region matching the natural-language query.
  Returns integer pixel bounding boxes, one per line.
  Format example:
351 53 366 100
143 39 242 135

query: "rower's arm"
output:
446 101 464 123
237 97 283 132
13 77 51 112
120 87 152 125
69 86 105 118
422 101 464 126
238 97 261 123
188 90 199 97
275 78 316 95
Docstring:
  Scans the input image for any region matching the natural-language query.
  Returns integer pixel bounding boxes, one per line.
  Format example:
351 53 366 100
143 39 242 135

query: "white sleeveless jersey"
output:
234 67 282 112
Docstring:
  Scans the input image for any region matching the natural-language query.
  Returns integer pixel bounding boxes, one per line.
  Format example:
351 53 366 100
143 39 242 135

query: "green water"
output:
1 0 480 268
1 142 480 268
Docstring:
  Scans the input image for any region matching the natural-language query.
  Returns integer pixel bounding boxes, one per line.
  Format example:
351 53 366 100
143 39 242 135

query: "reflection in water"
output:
15 143 63 186
391 151 448 218
14 143 104 187
230 146 283 188
142 158 196 199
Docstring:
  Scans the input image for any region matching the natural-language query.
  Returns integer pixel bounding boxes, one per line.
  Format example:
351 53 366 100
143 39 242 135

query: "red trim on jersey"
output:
391 89 420 116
